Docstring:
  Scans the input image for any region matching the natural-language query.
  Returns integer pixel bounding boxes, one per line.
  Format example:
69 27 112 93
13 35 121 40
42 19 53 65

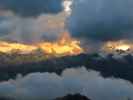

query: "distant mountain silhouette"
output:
0 53 133 83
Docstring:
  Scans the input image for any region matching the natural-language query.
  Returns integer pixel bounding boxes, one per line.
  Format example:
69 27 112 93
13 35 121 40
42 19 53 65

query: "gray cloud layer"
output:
68 0 133 41
0 0 63 17
0 0 66 43
0 67 133 100
0 13 66 43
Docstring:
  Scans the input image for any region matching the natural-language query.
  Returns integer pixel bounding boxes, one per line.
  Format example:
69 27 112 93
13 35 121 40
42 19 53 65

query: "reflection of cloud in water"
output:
0 67 132 100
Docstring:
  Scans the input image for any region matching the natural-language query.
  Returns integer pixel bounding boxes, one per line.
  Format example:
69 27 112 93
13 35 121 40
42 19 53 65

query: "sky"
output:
68 0 133 41
0 0 132 49
0 1 133 100
0 0 65 42
0 0 133 43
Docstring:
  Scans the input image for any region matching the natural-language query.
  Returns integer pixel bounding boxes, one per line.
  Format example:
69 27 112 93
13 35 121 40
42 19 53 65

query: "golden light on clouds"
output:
102 40 133 53
0 32 84 56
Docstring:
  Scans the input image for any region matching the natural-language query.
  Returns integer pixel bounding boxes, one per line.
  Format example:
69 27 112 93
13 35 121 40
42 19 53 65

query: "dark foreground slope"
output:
0 94 90 100
0 53 133 83
54 94 90 100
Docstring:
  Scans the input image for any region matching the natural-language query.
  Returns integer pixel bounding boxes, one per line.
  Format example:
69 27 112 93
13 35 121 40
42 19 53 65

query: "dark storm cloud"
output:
68 0 133 41
0 0 63 17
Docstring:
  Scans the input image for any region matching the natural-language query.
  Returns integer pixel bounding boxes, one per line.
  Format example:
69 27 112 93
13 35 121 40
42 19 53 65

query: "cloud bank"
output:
0 0 63 17
0 0 67 43
68 0 133 41
0 67 133 100
0 13 66 43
